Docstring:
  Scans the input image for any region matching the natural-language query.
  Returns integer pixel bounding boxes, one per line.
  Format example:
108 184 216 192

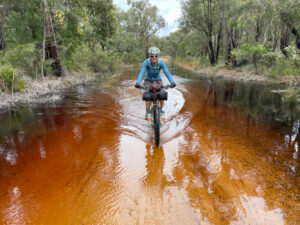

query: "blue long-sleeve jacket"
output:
136 58 175 84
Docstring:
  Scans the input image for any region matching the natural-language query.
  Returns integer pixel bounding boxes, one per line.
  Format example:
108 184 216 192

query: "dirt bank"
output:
0 73 110 111
176 62 300 87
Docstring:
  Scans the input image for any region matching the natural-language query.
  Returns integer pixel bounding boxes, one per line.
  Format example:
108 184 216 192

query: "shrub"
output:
232 44 268 59
1 44 38 77
232 44 269 72
262 50 285 68
88 51 117 72
61 44 118 73
285 46 300 76
0 66 15 89
0 65 26 92
13 78 26 92
61 45 90 71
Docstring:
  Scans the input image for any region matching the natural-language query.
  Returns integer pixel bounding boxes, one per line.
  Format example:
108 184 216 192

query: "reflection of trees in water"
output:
176 60 300 126
167 81 299 223
203 78 299 125
0 107 57 166
0 108 38 141
0 90 120 164
0 91 123 224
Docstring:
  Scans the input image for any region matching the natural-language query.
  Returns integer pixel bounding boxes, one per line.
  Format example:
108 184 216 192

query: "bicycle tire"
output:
153 105 160 146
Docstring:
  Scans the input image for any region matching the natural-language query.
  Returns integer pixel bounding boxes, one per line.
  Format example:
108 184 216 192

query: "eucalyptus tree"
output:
70 0 117 52
167 29 207 58
1 0 118 76
180 0 222 65
122 0 166 58
166 30 185 58
216 0 240 65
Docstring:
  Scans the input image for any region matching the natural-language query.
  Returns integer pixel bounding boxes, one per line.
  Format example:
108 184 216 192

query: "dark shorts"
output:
143 80 163 89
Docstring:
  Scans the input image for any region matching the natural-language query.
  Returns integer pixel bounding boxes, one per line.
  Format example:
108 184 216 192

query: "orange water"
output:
0 73 299 224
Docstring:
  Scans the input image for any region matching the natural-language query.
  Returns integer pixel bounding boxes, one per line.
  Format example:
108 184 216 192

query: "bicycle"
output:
139 83 172 146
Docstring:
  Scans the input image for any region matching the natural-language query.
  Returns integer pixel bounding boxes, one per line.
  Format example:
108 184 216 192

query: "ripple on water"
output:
0 72 299 224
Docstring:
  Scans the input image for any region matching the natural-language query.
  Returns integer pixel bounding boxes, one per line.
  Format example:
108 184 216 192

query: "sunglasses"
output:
150 55 158 58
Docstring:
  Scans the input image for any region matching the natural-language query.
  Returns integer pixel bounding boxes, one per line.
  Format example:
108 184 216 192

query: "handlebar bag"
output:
158 89 168 100
142 91 154 101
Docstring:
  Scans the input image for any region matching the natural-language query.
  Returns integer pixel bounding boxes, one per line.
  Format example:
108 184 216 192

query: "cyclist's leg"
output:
160 100 164 108
143 80 152 120
144 80 152 110
146 101 151 109
157 81 166 119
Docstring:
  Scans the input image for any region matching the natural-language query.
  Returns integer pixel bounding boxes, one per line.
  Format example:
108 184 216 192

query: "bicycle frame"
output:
139 84 170 146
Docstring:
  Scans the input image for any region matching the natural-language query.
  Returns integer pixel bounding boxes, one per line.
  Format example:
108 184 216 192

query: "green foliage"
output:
263 50 285 68
88 51 117 73
12 78 26 92
180 0 222 64
0 65 26 92
285 46 300 63
0 0 118 80
120 0 166 59
62 45 90 72
231 44 270 72
0 66 15 88
1 44 37 76
270 59 300 77
1 0 299 84
232 44 268 60
62 44 118 73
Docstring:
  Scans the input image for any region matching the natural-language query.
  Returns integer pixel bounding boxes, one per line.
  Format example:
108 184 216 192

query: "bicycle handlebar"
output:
138 84 171 90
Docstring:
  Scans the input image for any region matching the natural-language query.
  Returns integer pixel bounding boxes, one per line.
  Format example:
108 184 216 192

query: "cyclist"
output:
135 46 176 120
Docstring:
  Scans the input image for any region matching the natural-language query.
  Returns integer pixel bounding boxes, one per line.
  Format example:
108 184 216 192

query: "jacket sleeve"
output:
136 60 147 84
161 60 175 83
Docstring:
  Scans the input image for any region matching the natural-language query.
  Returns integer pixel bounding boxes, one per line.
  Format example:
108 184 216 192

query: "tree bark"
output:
217 0 235 65
291 28 300 50
280 26 289 56
255 18 261 43
43 0 63 77
272 26 278 51
281 12 300 50
208 38 215 65
0 24 5 54
100 41 105 51
215 21 222 64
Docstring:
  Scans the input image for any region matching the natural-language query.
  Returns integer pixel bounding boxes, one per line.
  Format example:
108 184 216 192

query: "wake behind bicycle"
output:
137 82 174 146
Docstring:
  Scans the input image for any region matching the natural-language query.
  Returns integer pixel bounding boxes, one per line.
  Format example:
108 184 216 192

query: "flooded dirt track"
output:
0 70 299 225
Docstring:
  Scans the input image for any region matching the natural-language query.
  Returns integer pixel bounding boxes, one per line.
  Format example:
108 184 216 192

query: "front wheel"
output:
153 105 160 146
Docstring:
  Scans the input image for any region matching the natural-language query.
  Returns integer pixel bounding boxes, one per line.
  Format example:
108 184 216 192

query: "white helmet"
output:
148 46 160 55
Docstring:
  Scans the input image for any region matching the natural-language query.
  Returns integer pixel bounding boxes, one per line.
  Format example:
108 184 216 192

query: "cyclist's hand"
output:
170 83 176 88
135 83 141 89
